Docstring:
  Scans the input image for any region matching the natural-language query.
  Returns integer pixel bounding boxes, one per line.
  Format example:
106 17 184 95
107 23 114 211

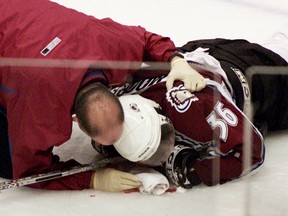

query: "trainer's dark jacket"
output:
179 39 288 131
0 0 175 189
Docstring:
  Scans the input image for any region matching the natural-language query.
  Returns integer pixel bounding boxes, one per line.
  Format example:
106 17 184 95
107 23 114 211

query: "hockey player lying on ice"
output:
94 25 288 189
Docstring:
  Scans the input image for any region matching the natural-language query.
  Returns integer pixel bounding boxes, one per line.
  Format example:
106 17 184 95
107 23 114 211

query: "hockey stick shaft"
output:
0 157 123 190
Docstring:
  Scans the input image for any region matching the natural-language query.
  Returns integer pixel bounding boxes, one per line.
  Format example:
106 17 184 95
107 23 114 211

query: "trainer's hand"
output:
166 57 207 92
92 168 141 192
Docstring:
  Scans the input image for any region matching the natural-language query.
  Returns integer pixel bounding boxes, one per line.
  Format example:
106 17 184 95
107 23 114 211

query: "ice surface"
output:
1 0 288 215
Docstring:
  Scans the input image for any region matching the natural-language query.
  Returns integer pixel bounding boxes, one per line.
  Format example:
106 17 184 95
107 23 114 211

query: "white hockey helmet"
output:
113 95 175 166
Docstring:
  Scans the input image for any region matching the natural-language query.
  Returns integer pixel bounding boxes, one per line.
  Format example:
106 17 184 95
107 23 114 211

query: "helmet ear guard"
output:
113 95 175 166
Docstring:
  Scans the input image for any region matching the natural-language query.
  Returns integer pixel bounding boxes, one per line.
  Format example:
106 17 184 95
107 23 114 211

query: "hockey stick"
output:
0 156 124 190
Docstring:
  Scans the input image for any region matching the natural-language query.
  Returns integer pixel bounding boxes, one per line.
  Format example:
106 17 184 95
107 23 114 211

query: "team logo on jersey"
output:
166 85 199 113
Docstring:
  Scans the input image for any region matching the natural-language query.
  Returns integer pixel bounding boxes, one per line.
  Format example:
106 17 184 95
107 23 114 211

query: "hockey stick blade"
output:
0 156 124 190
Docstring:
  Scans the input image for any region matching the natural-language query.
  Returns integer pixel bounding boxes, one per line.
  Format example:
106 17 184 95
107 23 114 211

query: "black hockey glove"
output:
91 140 120 157
165 145 201 189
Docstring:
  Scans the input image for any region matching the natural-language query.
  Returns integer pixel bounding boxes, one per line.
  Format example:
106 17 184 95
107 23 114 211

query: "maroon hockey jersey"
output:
0 0 175 189
111 65 265 186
